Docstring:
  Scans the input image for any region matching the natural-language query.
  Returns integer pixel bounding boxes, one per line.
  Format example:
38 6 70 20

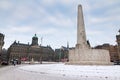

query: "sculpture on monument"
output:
68 5 111 65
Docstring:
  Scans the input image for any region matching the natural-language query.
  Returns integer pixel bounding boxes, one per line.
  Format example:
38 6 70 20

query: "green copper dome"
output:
33 34 38 38
31 34 38 46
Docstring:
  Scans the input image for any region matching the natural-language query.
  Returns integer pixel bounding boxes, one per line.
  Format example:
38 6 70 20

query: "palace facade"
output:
8 34 55 62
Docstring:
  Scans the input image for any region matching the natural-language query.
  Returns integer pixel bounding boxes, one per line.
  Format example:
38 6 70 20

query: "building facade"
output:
1 48 9 65
116 29 120 60
0 33 4 64
94 29 120 62
8 34 55 62
94 44 118 62
0 33 4 54
55 46 69 62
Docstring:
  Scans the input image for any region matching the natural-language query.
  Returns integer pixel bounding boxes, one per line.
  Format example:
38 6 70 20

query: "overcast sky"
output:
0 0 120 49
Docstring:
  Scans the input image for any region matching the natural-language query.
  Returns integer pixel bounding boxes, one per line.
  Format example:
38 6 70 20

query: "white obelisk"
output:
68 4 111 65
77 5 88 48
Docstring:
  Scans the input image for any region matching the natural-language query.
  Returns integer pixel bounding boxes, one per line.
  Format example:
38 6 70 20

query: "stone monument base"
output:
67 61 112 65
68 47 112 65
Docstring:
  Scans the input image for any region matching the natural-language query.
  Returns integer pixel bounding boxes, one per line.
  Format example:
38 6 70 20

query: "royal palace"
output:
8 34 55 62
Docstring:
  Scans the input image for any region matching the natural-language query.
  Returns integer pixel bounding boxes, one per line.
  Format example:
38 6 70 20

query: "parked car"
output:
1 61 8 65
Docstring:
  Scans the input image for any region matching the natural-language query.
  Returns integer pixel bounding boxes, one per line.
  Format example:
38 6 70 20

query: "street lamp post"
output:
40 37 43 64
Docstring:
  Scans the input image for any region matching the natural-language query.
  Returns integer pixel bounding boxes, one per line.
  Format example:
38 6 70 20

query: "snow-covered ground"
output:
18 63 120 80
0 63 120 80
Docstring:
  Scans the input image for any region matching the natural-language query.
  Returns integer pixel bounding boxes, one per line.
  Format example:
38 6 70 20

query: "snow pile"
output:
18 63 120 80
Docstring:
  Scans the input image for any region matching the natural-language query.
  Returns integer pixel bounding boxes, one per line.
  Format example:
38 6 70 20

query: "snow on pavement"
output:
18 63 120 80
0 63 120 80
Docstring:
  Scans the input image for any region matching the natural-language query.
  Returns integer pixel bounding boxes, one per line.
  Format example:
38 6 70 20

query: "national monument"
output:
68 5 111 65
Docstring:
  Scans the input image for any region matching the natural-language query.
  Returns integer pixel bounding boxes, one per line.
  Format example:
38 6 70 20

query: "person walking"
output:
13 60 17 66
